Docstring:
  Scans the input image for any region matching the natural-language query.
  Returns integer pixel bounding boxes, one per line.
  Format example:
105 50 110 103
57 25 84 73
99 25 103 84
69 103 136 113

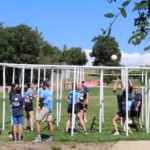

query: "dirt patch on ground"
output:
1 141 149 150
0 142 114 150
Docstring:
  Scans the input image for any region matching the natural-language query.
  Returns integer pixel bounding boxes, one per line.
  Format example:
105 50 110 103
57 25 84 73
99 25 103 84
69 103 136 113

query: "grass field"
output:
0 87 149 143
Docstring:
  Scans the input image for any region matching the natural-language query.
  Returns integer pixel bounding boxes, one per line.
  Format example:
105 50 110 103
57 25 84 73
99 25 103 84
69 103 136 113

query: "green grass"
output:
0 87 149 143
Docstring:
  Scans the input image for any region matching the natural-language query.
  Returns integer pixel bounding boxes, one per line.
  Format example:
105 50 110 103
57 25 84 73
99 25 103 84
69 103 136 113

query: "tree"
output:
104 0 150 50
60 47 88 65
90 35 121 66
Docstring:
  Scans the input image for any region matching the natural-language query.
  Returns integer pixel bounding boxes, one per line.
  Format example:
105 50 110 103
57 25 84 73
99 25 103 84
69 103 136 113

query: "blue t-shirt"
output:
38 87 44 96
82 86 89 99
128 86 133 100
25 88 34 103
68 90 80 104
41 89 53 113
11 94 25 117
131 93 142 110
9 91 16 104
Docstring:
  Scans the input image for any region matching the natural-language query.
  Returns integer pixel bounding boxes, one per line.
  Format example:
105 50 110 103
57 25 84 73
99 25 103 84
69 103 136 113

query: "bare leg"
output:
36 120 41 134
13 125 17 140
77 112 87 132
112 114 120 133
65 113 71 132
29 111 34 131
48 121 53 135
18 124 22 140
24 111 29 129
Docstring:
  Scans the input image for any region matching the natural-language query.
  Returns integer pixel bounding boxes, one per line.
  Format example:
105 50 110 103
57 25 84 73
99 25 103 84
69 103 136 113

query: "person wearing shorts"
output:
24 82 35 131
112 80 132 136
11 87 25 142
130 86 142 130
33 80 53 143
81 81 89 123
9 83 18 139
65 83 88 135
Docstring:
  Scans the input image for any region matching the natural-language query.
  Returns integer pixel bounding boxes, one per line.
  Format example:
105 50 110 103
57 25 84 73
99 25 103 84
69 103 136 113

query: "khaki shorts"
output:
36 106 52 122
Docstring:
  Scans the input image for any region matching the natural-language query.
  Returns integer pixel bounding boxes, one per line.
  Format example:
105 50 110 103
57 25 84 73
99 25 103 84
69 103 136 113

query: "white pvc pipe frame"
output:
1 63 150 136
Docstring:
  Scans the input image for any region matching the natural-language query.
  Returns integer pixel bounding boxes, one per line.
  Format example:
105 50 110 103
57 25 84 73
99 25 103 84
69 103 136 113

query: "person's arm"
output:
113 80 119 96
128 79 133 87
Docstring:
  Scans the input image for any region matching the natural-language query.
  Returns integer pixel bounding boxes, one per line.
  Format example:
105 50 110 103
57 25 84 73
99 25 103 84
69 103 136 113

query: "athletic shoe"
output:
18 139 23 142
84 131 89 135
33 137 42 143
45 136 53 142
13 138 18 142
113 132 120 135
84 119 87 123
9 134 13 139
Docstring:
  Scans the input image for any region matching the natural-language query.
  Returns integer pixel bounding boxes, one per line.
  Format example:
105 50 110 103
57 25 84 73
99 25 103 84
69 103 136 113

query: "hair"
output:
27 82 33 88
10 84 16 92
15 87 21 94
24 86 28 92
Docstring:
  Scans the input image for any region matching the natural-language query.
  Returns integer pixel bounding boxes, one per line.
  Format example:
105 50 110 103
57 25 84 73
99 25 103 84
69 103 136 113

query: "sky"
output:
0 0 150 66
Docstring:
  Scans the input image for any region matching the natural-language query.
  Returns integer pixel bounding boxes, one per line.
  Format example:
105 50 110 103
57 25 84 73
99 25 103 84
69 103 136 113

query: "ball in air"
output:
111 55 117 61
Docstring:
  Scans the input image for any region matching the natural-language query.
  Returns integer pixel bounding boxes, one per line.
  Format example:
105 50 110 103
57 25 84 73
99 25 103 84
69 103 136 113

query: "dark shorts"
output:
25 103 33 112
67 104 80 114
116 111 125 117
78 103 85 110
130 110 141 118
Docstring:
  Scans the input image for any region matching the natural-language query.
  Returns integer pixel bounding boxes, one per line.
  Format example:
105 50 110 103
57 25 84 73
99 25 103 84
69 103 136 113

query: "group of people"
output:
65 81 89 134
9 80 53 142
112 78 142 135
9 80 90 142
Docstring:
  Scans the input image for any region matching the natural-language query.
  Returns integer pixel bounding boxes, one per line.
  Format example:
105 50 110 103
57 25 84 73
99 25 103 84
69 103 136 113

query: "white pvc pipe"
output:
125 68 129 137
71 67 76 136
147 79 150 133
12 67 15 83
59 70 63 122
56 69 59 126
51 68 54 93
77 68 79 83
21 65 25 96
145 71 148 128
99 69 103 132
79 69 82 83
141 70 144 122
43 69 46 80
30 67 33 82
2 66 6 130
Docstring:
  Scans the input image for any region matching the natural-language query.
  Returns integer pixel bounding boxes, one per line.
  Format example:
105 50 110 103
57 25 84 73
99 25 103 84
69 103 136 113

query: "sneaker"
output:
45 137 53 142
13 138 18 142
18 139 23 142
33 137 42 143
9 134 13 139
84 131 89 135
113 132 120 135
84 119 87 123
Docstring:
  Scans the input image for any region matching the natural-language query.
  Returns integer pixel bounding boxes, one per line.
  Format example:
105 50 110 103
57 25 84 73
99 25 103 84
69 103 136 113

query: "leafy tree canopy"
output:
104 0 150 50
90 35 121 66
60 46 88 65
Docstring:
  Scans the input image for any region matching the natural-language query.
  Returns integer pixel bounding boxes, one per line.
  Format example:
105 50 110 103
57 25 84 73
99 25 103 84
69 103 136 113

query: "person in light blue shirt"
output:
33 80 54 143
24 82 35 131
65 83 88 135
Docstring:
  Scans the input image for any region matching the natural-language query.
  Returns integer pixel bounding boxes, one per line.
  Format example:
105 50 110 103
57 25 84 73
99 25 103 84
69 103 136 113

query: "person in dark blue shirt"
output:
130 86 143 129
9 83 19 139
112 80 132 135
11 87 25 142
81 81 89 123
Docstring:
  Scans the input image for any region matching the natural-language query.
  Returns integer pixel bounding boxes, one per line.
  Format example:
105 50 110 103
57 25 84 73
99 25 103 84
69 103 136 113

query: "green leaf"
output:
104 13 115 18
144 46 150 51
122 1 130 7
132 2 140 12
118 8 127 18
139 1 148 10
